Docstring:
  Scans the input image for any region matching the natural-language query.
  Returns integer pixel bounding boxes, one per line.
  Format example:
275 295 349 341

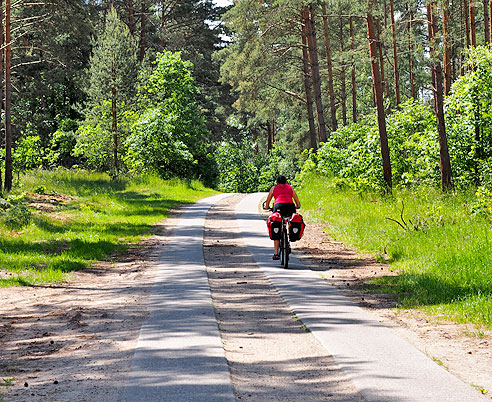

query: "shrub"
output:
298 100 439 191
124 108 195 178
3 203 32 229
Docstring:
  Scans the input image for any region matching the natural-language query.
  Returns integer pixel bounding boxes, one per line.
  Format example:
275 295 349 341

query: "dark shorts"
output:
273 203 296 217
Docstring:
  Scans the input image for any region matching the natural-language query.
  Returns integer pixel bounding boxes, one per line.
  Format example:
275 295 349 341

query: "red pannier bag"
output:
289 213 305 242
267 212 282 240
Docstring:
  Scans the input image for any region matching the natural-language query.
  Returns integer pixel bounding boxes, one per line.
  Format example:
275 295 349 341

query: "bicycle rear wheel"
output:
281 228 289 268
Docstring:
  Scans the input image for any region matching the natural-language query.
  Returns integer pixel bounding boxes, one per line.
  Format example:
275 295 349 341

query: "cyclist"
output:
263 175 301 260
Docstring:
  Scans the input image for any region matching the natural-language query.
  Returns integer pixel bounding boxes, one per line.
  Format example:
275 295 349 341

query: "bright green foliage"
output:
215 140 259 193
125 51 209 179
299 100 438 191
125 108 194 178
215 141 298 192
13 136 44 176
137 51 207 149
299 172 492 326
46 118 79 168
74 102 135 171
446 46 492 188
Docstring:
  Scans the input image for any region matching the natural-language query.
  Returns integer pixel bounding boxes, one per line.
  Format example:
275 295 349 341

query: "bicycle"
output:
263 202 291 269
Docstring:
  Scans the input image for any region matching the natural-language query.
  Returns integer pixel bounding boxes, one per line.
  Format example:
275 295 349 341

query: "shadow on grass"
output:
1 188 203 286
58 177 129 196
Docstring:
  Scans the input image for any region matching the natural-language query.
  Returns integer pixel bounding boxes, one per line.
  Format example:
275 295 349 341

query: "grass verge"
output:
0 170 218 286
297 172 492 327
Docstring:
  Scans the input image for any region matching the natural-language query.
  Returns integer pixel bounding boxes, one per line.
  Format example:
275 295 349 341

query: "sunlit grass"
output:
298 172 492 327
0 170 218 286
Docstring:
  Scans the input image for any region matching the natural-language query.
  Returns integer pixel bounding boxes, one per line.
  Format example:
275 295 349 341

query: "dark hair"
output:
276 175 287 184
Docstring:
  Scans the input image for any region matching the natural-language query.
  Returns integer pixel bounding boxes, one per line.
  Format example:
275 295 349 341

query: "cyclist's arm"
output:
293 190 301 209
264 187 274 209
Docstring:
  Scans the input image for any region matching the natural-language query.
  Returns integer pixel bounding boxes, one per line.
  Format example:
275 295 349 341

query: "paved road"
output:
122 193 487 402
121 194 235 402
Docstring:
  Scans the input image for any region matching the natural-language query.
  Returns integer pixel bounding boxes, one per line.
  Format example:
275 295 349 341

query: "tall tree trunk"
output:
0 5 3 193
389 0 400 105
464 0 471 47
367 11 392 190
339 17 347 126
139 0 146 61
409 8 416 99
160 0 177 49
267 121 273 151
443 1 451 95
301 24 317 150
460 0 465 74
375 18 389 99
485 0 490 42
112 85 118 173
4 0 12 192
305 5 327 142
490 0 492 43
128 0 135 35
350 16 357 123
470 3 477 46
321 4 337 131
427 2 453 191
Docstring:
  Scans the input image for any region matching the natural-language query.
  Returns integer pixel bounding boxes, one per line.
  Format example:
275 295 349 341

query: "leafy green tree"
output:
13 135 43 177
125 109 194 178
125 51 209 179
446 46 492 188
85 7 138 173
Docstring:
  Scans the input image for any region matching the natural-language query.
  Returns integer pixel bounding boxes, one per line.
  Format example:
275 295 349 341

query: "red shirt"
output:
273 184 294 205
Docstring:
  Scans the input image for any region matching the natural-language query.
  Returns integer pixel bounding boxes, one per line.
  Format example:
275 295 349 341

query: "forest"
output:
0 0 490 194
0 1 492 324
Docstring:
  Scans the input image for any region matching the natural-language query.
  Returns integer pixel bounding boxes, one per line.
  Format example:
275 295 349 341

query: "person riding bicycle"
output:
263 175 301 260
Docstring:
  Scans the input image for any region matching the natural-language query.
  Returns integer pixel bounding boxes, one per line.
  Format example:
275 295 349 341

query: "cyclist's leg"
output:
272 204 282 259
274 239 280 255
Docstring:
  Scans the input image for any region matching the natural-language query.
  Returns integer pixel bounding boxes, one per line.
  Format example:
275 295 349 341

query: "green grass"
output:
298 172 492 327
0 170 218 286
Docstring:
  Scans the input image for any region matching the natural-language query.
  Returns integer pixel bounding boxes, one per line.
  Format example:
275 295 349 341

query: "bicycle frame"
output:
263 201 292 269
279 216 290 268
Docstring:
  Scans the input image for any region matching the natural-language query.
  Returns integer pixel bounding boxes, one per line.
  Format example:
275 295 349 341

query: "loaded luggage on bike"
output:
267 212 282 240
262 174 302 263
289 213 305 242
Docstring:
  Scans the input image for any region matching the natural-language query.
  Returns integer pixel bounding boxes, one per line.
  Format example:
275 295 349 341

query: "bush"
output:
298 100 439 191
46 126 78 168
445 46 492 187
3 203 32 229
13 135 44 175
124 108 195 178
215 141 300 193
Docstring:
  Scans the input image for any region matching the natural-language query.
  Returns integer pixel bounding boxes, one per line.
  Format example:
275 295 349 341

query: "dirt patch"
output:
0 211 183 402
27 193 76 212
293 222 492 399
204 195 364 401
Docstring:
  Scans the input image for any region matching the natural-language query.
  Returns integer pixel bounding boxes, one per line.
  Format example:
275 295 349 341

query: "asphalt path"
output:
121 193 487 402
236 192 488 402
121 193 235 402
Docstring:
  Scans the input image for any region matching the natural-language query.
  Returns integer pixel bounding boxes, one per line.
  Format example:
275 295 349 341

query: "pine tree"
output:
87 7 138 173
